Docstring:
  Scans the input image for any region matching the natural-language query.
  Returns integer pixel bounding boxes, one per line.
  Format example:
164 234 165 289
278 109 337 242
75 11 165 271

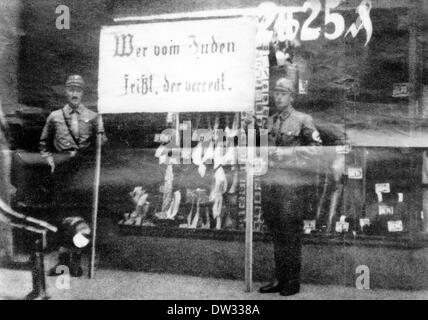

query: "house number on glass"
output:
258 0 373 45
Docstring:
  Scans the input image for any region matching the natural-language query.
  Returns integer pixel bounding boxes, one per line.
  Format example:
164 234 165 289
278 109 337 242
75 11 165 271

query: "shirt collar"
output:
64 103 83 115
273 106 295 121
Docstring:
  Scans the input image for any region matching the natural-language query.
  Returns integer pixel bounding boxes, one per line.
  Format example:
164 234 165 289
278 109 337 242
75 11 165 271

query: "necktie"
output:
273 115 282 145
70 111 79 141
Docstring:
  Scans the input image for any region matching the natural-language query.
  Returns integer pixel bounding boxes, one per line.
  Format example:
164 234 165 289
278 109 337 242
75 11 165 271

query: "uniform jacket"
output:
263 106 322 186
40 104 106 158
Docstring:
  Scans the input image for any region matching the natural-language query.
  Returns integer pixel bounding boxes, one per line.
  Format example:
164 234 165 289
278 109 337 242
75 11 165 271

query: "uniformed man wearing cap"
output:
40 75 106 169
259 77 322 296
39 75 107 277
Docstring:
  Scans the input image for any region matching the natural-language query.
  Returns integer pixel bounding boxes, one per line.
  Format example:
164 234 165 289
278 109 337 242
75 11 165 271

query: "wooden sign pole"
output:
245 121 255 292
89 114 103 279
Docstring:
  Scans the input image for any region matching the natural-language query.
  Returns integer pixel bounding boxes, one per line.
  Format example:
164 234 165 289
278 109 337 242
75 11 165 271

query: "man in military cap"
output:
40 75 106 170
39 75 106 277
259 77 322 296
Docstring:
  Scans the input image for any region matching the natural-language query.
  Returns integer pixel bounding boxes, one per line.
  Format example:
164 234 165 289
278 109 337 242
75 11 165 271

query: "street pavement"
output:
1 267 427 300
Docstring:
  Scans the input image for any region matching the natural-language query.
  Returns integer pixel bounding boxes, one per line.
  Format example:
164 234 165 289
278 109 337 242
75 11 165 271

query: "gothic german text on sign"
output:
98 18 256 113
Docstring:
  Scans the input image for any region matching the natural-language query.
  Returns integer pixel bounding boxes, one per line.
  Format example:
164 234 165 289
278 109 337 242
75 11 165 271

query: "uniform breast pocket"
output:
284 129 300 137
54 119 66 129
79 119 93 136
54 120 69 138
281 121 301 137
280 129 300 145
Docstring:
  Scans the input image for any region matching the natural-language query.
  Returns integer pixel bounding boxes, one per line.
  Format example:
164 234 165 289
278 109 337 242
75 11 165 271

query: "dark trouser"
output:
50 153 94 222
48 152 94 250
261 182 305 287
46 153 94 274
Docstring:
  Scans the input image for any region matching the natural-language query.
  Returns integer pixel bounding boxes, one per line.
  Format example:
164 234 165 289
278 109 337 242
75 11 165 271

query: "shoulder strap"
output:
61 108 80 146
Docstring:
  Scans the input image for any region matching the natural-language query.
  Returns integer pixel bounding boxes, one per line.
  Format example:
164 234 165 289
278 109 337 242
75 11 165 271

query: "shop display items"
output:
119 113 249 231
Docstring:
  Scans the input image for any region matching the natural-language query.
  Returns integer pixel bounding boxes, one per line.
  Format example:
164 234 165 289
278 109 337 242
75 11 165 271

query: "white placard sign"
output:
359 218 370 229
387 220 403 232
375 183 390 194
379 205 394 216
392 83 409 98
335 221 349 233
347 167 363 179
303 220 316 234
98 18 257 113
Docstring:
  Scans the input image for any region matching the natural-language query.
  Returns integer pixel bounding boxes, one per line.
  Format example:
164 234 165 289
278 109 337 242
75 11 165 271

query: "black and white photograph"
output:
0 0 427 305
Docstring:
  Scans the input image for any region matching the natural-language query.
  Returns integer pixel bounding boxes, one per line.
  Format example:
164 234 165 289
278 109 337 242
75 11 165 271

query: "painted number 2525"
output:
259 0 373 45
